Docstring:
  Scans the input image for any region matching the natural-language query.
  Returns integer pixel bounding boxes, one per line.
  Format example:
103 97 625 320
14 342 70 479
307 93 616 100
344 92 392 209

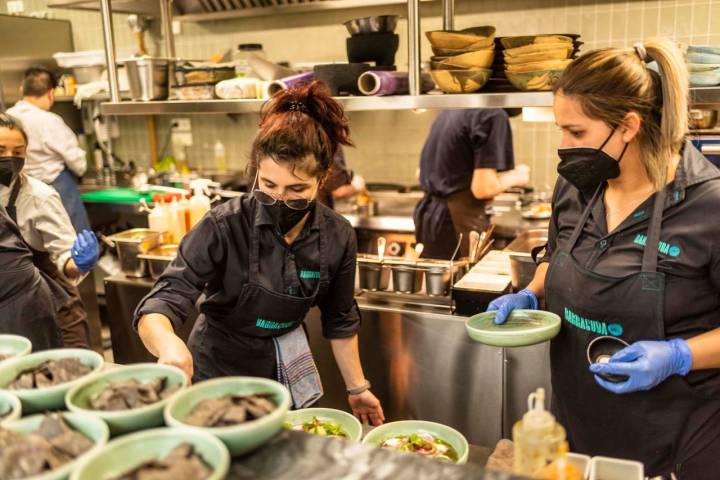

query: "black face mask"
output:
265 200 316 235
0 156 24 187
557 130 629 193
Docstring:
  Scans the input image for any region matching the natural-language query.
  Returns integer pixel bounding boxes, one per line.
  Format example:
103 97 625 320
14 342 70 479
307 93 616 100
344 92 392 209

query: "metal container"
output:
690 109 718 130
391 264 423 293
137 244 178 280
424 266 453 296
124 57 170 101
344 15 399 35
357 255 390 291
505 229 548 291
72 65 104 84
107 229 163 278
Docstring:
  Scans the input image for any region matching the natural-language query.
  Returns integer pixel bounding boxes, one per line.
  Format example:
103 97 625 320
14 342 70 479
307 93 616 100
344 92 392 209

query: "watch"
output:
347 380 371 396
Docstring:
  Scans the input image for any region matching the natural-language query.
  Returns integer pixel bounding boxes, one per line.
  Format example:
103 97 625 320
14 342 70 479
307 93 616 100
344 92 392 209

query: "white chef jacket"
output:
0 175 81 284
6 100 87 184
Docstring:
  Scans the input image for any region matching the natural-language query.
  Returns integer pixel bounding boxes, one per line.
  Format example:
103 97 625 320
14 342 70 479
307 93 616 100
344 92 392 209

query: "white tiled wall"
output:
2 0 719 189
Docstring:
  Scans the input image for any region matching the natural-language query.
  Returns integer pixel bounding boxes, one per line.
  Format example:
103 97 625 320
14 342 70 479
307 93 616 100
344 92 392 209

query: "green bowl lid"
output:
465 309 561 347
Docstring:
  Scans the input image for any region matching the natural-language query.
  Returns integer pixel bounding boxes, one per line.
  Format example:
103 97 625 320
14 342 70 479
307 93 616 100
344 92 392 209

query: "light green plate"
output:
0 349 104 413
66 363 188 436
0 334 32 363
70 427 229 480
0 390 21 424
164 376 291 455
362 420 469 464
4 412 109 480
285 407 363 442
465 309 561 347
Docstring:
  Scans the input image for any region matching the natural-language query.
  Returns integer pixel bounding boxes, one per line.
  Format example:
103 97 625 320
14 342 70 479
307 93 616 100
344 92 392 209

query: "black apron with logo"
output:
6 180 90 349
545 185 709 476
189 206 329 383
0 205 63 350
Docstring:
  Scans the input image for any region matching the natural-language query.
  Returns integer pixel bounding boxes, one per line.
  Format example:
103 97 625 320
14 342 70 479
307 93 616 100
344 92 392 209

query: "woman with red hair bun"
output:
134 82 384 425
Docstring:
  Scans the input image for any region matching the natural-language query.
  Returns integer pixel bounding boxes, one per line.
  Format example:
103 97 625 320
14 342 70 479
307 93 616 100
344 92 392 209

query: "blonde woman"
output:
487 40 720 478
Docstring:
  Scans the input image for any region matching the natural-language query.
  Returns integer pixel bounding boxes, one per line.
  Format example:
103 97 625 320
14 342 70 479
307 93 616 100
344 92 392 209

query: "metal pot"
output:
391 265 423 293
124 57 170 101
505 229 548 291
344 15 399 35
137 244 178 280
107 228 163 278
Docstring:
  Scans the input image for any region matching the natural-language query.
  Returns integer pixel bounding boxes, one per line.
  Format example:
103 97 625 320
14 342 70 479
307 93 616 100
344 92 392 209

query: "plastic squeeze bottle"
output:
169 196 187 244
147 195 173 243
189 180 211 228
513 388 567 478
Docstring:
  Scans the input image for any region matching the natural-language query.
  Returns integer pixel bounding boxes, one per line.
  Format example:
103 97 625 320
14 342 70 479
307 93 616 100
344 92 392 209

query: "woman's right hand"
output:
157 334 194 382
487 288 539 325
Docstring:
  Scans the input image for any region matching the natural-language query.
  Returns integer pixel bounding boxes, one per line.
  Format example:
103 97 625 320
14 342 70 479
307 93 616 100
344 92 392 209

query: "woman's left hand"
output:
590 339 693 394
348 390 385 426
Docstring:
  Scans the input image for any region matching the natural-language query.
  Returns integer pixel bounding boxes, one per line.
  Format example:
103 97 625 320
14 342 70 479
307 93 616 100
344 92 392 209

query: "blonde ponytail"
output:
553 38 688 190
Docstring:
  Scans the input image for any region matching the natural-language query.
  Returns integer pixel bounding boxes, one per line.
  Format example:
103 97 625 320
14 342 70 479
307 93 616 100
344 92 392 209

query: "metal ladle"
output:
414 242 424 261
377 236 386 263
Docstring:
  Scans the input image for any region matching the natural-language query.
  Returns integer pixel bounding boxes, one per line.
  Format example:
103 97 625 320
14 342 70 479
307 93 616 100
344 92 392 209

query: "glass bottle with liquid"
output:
513 388 567 478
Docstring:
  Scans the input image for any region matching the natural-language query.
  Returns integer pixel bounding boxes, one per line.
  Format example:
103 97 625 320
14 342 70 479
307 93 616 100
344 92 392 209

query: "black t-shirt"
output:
134 195 360 339
542 142 720 345
418 109 515 197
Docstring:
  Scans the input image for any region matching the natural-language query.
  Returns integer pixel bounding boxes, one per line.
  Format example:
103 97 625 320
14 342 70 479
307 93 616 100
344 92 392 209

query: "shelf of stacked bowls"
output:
497 34 581 91
687 45 720 87
427 26 496 94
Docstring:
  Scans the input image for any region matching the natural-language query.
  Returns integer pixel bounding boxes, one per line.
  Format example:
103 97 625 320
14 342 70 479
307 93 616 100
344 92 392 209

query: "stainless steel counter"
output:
344 214 416 233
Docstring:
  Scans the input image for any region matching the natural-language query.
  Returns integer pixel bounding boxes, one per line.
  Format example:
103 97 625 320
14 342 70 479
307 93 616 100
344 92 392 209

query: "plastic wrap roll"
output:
267 71 315 96
357 71 434 96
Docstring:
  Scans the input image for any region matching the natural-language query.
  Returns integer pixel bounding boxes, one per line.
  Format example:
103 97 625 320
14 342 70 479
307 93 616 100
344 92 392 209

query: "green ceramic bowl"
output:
4 412 109 480
66 363 188 436
284 407 363 442
362 420 469 464
465 309 561 347
70 427 229 480
430 68 492 93
0 390 21 424
164 376 291 455
0 348 104 414
0 334 32 363
505 68 566 91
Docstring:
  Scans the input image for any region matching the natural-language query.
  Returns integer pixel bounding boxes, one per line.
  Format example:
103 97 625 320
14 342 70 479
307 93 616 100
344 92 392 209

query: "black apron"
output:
0 204 63 350
545 185 710 476
6 180 90 349
189 206 329 383
414 189 489 260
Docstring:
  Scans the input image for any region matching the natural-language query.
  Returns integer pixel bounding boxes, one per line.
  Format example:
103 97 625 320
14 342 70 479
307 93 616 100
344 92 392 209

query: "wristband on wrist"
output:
347 380 371 396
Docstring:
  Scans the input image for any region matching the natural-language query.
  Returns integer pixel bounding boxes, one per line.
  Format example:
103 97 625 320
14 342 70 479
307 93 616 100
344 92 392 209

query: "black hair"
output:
22 66 58 97
0 113 28 144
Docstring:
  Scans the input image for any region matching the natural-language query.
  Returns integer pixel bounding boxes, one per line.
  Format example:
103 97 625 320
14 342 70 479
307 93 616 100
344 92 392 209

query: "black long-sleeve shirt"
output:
133 195 360 339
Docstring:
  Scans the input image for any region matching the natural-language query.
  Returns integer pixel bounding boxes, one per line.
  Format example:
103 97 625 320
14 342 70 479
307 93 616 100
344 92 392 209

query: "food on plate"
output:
8 358 92 389
89 378 181 411
380 432 459 462
284 416 349 438
0 414 93 479
183 393 276 427
109 443 212 480
522 202 552 219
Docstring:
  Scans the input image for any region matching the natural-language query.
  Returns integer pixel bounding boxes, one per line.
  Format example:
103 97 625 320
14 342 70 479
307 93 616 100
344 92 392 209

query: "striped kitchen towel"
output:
273 326 323 409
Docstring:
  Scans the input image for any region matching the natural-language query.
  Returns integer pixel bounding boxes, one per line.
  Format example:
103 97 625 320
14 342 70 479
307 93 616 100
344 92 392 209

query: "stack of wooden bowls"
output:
426 26 496 94
493 34 581 91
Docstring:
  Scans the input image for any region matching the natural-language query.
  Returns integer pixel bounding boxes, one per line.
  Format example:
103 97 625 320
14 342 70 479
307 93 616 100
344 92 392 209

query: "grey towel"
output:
273 326 323 409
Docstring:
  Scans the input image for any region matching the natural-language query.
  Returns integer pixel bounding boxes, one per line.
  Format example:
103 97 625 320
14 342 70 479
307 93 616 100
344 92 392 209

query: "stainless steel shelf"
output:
100 91 555 115
48 0 160 15
99 87 720 116
175 0 436 22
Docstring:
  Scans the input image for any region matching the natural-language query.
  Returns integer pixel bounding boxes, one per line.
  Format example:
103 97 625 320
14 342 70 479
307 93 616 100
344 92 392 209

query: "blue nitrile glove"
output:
590 338 693 394
487 288 539 325
71 229 99 273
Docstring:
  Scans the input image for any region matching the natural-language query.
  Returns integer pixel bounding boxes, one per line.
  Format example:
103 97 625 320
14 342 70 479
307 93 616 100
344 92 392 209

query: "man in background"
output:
414 109 529 259
7 67 90 233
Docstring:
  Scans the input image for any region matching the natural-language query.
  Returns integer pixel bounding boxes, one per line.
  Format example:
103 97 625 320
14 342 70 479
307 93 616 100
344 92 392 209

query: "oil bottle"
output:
513 387 567 478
